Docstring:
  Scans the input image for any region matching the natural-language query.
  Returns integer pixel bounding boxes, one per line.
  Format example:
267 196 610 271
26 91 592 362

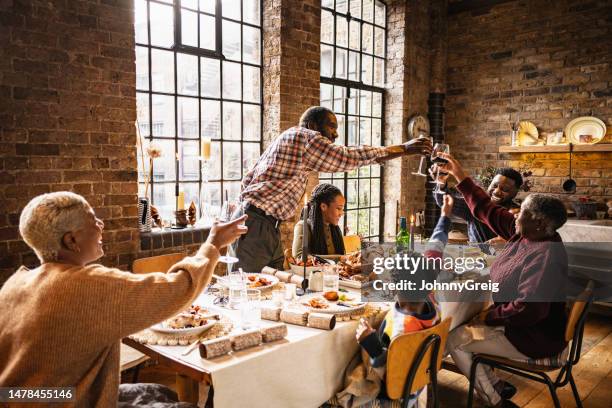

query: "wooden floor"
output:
130 314 612 407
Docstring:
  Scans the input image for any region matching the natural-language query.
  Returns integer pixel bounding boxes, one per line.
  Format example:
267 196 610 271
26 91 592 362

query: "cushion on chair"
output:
477 346 569 372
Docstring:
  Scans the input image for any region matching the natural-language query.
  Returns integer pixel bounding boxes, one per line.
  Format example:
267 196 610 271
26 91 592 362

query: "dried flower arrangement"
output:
136 120 162 199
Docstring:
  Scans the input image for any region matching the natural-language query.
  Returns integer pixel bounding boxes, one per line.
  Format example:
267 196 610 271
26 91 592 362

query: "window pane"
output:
200 57 220 97
360 90 372 116
359 118 371 145
151 49 174 93
336 15 348 48
359 180 371 207
177 53 198 96
150 3 174 47
222 142 241 179
199 14 216 50
136 46 149 90
135 0 148 44
242 142 260 177
243 104 260 140
349 0 361 19
358 208 369 236
336 0 347 14
222 0 241 19
243 0 260 25
136 92 150 136
321 45 334 77
373 92 382 117
349 20 360 50
346 210 357 236
375 0 386 27
208 141 221 179
151 95 175 137
374 57 384 87
348 51 359 81
347 179 358 209
137 138 151 182
153 183 177 222
180 182 200 215
200 0 215 14
335 48 347 79
225 181 242 203
223 102 241 140
243 65 260 102
370 207 379 237
347 116 357 145
243 25 260 64
201 100 220 139
222 61 241 99
320 83 333 109
178 97 198 139
152 140 176 182
223 20 241 61
181 9 198 47
363 0 374 23
333 85 346 114
336 115 346 145
362 23 373 54
321 10 334 44
182 0 197 9
372 118 382 146
374 27 384 57
204 181 222 217
371 179 380 206
361 55 373 85
179 140 199 180
348 89 358 115
322 0 334 8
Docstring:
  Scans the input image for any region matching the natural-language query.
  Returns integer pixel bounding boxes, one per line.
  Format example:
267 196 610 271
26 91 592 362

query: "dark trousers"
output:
229 204 285 272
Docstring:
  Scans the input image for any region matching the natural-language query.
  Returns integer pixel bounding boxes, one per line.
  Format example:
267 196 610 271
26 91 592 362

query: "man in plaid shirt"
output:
231 106 432 272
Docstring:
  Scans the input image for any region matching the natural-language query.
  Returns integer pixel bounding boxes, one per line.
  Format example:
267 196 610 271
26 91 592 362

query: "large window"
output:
135 0 262 221
320 0 386 241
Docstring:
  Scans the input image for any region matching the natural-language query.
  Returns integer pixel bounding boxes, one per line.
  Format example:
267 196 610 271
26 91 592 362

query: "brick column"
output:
262 0 321 250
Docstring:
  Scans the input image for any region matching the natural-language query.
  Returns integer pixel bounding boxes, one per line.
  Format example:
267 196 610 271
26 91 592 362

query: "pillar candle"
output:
201 137 211 160
177 191 185 210
409 214 415 252
302 195 309 264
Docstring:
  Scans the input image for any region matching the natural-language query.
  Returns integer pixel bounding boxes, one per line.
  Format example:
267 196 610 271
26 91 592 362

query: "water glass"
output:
240 289 261 330
272 289 285 307
227 268 245 309
284 283 296 301
322 265 339 293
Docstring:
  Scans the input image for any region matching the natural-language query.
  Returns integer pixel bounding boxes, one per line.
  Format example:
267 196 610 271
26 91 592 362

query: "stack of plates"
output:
564 117 606 144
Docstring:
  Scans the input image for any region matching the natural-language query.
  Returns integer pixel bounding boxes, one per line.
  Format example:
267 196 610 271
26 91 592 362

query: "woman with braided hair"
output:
292 183 346 258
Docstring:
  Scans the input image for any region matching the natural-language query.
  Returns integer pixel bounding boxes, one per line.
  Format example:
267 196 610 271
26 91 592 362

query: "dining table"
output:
123 247 492 407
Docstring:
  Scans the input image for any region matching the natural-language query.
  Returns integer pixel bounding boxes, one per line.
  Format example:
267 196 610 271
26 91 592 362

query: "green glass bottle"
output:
396 216 410 252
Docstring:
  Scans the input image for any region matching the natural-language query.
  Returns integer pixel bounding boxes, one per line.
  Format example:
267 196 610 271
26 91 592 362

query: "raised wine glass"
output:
431 143 450 193
411 133 432 177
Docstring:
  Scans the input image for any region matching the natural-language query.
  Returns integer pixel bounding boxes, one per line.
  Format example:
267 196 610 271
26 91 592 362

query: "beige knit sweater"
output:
0 243 219 408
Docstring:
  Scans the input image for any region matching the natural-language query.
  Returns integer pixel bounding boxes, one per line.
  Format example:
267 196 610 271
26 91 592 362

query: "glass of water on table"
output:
240 288 262 330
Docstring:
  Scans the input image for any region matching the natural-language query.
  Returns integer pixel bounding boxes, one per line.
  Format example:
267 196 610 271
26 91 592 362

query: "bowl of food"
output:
286 253 332 277
151 305 218 335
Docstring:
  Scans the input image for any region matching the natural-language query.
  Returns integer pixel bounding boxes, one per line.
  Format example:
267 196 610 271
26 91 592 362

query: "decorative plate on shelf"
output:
564 116 606 144
517 121 539 146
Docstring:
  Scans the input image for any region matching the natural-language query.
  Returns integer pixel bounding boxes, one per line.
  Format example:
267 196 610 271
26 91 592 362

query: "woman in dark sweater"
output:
438 153 568 408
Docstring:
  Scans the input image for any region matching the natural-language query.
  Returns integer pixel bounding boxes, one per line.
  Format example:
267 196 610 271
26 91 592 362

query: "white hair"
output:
19 192 91 262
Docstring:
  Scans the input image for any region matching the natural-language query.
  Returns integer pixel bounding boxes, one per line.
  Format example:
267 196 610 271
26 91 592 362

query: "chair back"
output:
564 281 594 342
132 253 187 274
343 235 361 253
386 317 452 400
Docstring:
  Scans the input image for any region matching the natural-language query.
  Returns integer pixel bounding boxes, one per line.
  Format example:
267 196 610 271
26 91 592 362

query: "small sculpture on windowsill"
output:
151 205 162 228
174 210 189 228
188 201 197 226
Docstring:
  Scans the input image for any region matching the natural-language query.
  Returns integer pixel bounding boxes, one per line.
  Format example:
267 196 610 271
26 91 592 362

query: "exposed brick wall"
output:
0 1 139 283
263 0 321 250
446 0 612 202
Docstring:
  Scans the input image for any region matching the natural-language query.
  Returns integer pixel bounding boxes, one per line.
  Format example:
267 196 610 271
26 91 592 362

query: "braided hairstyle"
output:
303 183 346 255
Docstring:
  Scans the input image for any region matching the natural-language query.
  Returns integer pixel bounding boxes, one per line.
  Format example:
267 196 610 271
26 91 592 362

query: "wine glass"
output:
219 191 236 222
430 143 450 193
411 133 432 177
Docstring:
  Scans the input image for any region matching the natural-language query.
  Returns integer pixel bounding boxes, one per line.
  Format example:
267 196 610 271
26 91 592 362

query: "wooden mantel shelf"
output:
499 144 612 153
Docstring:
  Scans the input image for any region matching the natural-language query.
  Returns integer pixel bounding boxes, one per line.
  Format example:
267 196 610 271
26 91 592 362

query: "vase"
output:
138 197 153 232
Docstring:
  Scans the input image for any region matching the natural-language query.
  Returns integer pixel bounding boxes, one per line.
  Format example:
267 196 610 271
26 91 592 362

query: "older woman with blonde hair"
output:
0 192 247 407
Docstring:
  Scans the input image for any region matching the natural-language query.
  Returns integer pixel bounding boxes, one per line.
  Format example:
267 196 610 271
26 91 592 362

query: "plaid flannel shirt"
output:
240 126 387 220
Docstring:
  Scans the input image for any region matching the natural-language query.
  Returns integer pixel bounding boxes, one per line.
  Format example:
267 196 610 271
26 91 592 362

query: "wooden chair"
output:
121 253 188 382
343 235 361 253
467 282 594 408
386 317 452 408
132 252 187 274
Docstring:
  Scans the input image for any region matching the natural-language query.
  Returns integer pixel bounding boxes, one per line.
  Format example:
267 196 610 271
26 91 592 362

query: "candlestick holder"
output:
197 159 214 226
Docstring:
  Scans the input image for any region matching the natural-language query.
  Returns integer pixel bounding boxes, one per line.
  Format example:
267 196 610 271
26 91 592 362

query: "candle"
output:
302 195 309 265
409 214 415 252
201 137 211 160
396 200 399 236
177 191 185 210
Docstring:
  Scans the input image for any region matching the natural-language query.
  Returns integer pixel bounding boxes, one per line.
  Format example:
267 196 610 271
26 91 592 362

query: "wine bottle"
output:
396 216 410 252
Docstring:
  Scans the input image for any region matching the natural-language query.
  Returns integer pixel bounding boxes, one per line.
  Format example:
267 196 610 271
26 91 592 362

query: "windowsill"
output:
140 226 211 251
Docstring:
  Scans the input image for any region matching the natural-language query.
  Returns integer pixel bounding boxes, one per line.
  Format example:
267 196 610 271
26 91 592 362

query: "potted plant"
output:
572 197 597 220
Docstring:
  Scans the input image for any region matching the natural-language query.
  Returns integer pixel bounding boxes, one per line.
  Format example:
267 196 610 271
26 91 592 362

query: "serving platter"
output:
300 292 366 314
564 116 606 144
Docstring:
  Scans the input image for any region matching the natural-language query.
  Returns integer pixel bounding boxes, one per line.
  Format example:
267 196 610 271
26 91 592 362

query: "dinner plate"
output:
564 116 606 144
150 319 217 335
300 293 366 314
216 273 279 289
